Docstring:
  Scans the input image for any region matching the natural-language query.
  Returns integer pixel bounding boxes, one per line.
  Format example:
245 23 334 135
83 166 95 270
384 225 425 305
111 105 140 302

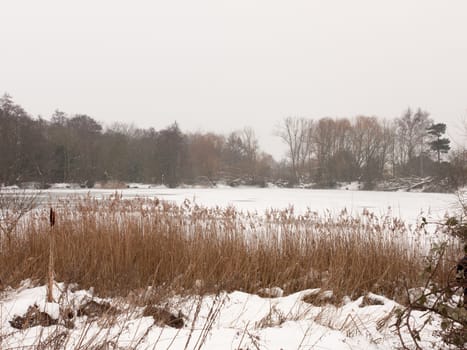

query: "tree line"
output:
0 94 273 187
276 111 464 188
0 93 466 189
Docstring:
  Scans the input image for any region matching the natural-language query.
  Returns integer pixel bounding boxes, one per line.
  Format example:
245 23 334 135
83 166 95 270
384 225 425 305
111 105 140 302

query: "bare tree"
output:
156 122 186 187
395 108 432 175
239 127 259 179
222 128 260 183
187 132 224 182
351 116 387 183
276 117 313 183
314 118 340 183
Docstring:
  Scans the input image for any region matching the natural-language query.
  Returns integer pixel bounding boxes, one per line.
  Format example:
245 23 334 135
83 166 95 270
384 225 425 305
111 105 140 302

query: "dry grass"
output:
0 193 459 303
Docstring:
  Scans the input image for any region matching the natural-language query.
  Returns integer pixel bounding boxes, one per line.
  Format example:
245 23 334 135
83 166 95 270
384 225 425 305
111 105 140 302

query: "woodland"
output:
1 93 465 190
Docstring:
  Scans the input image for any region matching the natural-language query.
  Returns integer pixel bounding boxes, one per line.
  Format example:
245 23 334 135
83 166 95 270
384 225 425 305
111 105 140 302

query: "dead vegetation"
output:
142 305 185 328
0 193 459 303
77 300 119 319
9 304 58 329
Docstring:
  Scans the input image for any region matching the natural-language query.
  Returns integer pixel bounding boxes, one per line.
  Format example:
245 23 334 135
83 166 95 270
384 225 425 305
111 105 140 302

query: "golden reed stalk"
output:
47 208 56 303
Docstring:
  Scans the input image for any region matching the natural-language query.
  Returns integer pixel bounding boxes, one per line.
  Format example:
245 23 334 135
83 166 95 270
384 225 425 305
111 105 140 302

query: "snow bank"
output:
0 283 453 349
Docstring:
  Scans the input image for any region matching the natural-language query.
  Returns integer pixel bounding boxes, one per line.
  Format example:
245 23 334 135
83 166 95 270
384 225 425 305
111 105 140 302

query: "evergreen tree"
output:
427 123 450 163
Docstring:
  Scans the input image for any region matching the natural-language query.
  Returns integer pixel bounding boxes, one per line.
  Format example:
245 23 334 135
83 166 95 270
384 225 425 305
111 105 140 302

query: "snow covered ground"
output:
0 282 449 350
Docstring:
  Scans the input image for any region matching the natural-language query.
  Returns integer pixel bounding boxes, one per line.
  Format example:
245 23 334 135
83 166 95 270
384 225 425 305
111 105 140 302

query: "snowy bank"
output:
0 282 456 349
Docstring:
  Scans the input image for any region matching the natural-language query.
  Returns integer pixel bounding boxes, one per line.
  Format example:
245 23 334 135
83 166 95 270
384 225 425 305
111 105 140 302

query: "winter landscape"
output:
2 1 467 348
0 187 466 349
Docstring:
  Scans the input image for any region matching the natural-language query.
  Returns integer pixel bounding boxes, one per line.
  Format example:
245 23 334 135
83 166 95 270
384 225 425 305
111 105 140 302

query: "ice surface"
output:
35 187 457 225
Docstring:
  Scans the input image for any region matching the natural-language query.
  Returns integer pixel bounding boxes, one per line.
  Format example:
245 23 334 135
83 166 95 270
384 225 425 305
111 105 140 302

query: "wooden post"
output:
47 208 56 303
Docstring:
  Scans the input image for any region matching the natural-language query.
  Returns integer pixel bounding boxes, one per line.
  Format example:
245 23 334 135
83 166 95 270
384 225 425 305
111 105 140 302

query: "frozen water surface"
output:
35 187 457 224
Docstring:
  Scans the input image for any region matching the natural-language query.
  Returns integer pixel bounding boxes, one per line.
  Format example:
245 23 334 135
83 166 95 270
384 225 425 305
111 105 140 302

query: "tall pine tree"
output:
427 123 450 163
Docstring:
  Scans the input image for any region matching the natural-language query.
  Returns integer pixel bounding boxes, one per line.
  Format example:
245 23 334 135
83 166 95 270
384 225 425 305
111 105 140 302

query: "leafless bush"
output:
394 243 466 349
0 188 37 244
394 191 467 349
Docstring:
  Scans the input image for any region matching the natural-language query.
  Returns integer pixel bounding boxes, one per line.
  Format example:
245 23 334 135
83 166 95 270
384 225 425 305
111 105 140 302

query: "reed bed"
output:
0 193 458 302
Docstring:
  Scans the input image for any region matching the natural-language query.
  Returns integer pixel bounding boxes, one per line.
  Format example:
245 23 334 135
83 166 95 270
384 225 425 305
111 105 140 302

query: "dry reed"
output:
0 194 458 303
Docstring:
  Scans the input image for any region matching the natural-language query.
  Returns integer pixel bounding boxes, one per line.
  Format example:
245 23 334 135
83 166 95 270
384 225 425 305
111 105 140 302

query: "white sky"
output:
1 0 467 159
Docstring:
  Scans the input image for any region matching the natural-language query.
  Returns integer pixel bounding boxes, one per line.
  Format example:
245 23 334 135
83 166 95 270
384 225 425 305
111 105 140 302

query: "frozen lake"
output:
35 187 458 225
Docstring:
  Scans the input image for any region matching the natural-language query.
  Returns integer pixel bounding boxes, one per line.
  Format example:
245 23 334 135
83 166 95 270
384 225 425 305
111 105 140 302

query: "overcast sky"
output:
1 0 467 159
